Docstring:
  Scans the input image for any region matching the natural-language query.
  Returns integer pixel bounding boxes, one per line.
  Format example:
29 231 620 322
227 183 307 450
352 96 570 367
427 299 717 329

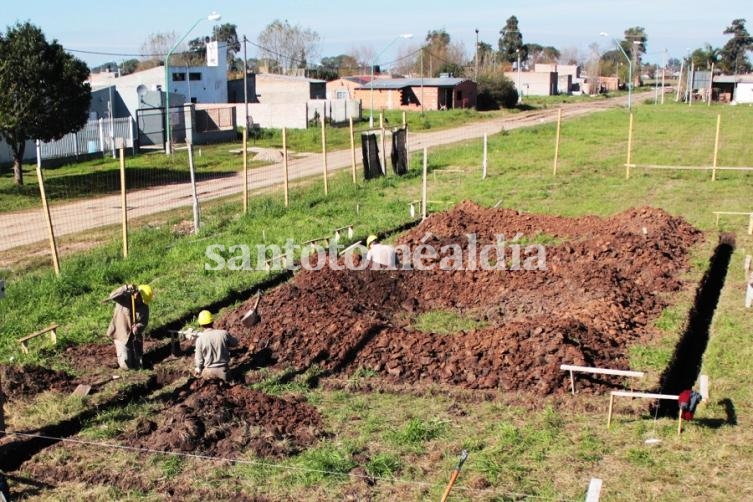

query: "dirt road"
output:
0 93 646 252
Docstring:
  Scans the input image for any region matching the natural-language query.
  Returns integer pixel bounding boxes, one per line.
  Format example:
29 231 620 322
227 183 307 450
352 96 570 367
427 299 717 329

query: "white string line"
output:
1 430 576 501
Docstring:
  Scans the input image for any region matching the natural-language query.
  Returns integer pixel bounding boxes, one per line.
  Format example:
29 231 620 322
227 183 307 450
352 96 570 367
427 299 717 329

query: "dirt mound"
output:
219 202 703 395
0 364 77 399
121 378 326 458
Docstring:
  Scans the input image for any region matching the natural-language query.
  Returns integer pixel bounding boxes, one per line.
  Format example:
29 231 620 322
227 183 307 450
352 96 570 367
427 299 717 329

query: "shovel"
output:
241 292 262 328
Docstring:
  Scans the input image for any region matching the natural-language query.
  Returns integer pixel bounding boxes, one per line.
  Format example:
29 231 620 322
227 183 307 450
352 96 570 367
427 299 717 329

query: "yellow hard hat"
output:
366 235 378 246
197 310 213 326
137 284 153 304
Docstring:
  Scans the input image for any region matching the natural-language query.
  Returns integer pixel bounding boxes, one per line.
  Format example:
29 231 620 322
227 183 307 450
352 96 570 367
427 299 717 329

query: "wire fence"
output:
2 103 753 275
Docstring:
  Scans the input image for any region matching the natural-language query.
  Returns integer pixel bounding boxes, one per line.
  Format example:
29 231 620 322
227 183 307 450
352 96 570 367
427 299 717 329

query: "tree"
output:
719 19 753 74
477 71 518 109
498 16 525 65
691 43 722 70
256 19 320 74
0 22 91 186
623 26 648 85
120 59 140 75
140 31 177 66
320 54 359 76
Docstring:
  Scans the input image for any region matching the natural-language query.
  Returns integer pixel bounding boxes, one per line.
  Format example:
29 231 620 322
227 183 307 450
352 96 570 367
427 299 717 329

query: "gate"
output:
136 107 165 151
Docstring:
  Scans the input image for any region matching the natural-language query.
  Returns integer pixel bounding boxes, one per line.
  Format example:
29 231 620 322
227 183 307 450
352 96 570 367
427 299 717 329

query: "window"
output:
335 90 348 99
172 72 186 82
189 72 202 81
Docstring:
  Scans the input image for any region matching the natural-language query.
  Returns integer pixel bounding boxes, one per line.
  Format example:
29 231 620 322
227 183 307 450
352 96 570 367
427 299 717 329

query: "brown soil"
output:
0 364 77 399
219 201 702 395
121 378 326 459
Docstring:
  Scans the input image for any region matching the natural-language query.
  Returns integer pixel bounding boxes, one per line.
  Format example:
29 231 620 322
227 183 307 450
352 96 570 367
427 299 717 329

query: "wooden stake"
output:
188 142 200 233
553 108 562 176
711 114 721 181
626 113 634 180
482 133 488 179
607 393 615 428
421 147 428 220
283 127 289 207
321 114 328 195
119 146 128 258
243 127 249 213
349 117 356 184
35 140 60 276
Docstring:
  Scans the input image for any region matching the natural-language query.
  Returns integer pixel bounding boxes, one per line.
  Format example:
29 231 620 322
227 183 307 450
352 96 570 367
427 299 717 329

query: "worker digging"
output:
104 284 153 370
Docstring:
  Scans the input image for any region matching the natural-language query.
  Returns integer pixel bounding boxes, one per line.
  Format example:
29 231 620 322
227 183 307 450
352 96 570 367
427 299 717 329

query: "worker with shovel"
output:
105 284 152 370
365 235 399 269
192 310 238 381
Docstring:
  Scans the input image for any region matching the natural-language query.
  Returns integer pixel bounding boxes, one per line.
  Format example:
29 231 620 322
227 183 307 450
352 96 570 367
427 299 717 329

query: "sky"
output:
1 0 750 69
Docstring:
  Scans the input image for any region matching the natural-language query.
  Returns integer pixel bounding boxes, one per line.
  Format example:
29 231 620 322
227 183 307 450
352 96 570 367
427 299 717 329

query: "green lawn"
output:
3 100 753 500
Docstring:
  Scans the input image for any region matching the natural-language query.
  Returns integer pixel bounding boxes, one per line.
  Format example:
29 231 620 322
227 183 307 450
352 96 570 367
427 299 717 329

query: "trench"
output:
654 233 734 417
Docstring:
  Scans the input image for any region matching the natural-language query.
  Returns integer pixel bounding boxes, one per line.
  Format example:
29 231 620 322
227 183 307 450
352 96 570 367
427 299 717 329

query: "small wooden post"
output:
421 147 428 220
35 140 60 276
677 408 683 434
748 213 753 235
482 133 488 179
553 108 562 176
569 369 575 395
626 113 634 180
282 128 289 207
711 114 721 181
321 114 328 195
402 111 406 128
119 145 128 258
607 393 615 428
187 142 200 233
349 117 356 184
242 127 249 213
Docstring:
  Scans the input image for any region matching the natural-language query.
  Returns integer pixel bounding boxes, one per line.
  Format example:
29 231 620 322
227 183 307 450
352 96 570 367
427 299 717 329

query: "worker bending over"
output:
105 284 152 370
194 310 238 381
365 235 398 269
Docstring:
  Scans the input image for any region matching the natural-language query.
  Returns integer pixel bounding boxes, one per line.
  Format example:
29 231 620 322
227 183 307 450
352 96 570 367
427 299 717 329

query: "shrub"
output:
477 73 519 110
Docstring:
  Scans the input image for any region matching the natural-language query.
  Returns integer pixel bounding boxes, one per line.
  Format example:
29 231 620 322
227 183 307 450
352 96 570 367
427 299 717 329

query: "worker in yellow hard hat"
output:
365 234 398 269
193 310 238 381
104 284 152 369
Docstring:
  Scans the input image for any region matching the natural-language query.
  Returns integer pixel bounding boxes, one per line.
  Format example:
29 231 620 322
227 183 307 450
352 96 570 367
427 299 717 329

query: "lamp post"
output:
369 33 413 128
600 32 633 111
164 11 222 154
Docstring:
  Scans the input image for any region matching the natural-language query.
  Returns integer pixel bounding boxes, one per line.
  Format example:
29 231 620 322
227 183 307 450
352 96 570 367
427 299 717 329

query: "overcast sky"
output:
2 0 750 68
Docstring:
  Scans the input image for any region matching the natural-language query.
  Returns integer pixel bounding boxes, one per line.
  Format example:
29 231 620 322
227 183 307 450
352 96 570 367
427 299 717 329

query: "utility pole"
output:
474 29 479 82
243 35 249 131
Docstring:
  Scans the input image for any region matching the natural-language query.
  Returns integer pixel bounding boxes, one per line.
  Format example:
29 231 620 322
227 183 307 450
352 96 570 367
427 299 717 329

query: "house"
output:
535 64 579 94
352 77 477 112
326 76 373 100
253 73 326 104
504 70 559 97
713 74 753 104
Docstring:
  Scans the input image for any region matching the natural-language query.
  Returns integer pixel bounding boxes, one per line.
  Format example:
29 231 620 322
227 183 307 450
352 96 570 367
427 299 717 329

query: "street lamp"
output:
369 33 413 128
474 29 479 82
164 11 222 154
600 32 635 111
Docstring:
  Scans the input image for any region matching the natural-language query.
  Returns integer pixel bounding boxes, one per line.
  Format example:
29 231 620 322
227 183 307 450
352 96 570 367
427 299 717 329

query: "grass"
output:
411 310 488 334
4 99 753 500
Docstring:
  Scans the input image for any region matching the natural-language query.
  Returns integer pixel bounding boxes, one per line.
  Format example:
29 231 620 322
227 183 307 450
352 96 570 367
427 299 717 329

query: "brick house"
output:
351 77 477 112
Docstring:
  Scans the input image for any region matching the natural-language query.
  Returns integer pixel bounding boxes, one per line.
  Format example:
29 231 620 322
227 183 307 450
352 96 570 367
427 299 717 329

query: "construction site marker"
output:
560 364 645 394
18 324 59 354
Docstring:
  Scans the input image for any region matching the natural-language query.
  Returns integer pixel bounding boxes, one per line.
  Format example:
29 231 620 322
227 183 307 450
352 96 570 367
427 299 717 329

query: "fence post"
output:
553 108 562 176
482 133 488 179
98 118 105 155
119 145 128 258
711 114 721 181
187 142 201 233
380 113 386 175
242 128 249 213
283 127 289 208
626 113 634 180
422 147 428 220
321 114 328 195
349 117 356 184
35 140 60 276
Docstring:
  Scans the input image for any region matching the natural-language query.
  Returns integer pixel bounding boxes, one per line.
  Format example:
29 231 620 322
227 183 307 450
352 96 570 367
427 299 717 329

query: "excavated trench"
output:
654 233 734 417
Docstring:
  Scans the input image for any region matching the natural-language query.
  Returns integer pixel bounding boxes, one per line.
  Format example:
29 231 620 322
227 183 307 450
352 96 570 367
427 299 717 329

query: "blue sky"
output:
2 0 749 68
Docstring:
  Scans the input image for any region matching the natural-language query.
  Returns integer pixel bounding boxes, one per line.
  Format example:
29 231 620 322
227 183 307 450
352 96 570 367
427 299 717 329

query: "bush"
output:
477 73 519 110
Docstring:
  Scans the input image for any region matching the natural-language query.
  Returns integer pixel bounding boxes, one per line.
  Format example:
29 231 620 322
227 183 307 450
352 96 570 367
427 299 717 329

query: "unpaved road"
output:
0 93 648 252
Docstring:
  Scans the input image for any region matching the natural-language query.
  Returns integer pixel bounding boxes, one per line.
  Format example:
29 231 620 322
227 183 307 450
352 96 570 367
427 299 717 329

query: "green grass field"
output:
2 99 753 500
